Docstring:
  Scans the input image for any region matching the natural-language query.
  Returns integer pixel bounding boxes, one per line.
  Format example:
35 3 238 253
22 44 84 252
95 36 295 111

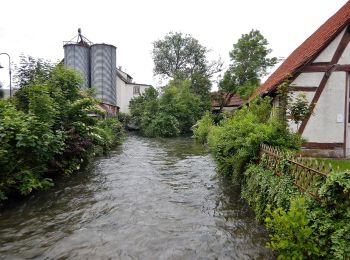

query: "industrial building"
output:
116 68 151 113
63 29 151 115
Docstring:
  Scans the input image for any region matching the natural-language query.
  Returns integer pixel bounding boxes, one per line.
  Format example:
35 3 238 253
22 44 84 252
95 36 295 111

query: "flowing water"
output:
0 135 274 259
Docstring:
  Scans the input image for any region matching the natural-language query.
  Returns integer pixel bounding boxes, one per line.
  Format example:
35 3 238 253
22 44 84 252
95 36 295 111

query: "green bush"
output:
244 155 350 259
206 98 301 178
129 79 205 137
242 163 299 220
144 113 180 137
117 112 131 128
97 118 125 149
307 172 350 259
192 112 214 143
0 65 125 201
0 101 64 198
265 197 321 259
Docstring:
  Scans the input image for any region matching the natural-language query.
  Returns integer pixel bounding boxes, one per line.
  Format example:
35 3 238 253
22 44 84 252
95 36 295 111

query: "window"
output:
133 85 140 95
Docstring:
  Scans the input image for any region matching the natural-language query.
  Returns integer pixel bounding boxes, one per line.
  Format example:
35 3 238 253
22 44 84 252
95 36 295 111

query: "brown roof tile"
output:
211 92 244 107
251 1 350 99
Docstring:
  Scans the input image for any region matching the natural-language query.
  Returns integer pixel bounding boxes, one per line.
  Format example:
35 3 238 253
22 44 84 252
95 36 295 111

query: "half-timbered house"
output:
252 1 350 157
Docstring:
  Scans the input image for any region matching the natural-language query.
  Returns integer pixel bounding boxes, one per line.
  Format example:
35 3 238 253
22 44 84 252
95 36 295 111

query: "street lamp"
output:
0 53 12 97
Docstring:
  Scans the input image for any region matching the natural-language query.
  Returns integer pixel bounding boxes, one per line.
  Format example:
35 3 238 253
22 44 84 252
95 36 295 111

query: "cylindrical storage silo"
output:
90 44 117 106
63 44 90 89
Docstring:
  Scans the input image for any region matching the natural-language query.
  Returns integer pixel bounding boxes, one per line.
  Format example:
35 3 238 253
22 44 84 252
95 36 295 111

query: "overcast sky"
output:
0 0 348 90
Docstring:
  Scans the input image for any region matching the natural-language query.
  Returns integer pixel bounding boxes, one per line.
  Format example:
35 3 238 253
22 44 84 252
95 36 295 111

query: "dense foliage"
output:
130 79 205 137
194 96 349 258
219 29 278 99
0 65 124 201
192 112 214 144
14 54 54 88
194 97 301 179
152 31 222 80
242 159 350 259
152 32 222 105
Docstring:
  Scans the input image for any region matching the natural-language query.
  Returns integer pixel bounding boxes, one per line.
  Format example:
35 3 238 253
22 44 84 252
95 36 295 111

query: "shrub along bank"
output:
193 97 350 259
0 65 124 202
129 79 208 138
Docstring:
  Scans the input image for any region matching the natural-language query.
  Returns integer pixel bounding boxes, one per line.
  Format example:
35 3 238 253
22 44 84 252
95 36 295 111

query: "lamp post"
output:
0 53 12 97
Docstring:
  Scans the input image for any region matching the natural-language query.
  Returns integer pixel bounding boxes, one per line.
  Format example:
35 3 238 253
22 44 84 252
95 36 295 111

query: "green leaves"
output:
230 29 277 86
265 197 321 259
204 97 301 179
192 112 214 143
13 54 54 88
0 63 124 201
129 80 205 138
152 31 220 79
219 29 278 97
152 32 222 100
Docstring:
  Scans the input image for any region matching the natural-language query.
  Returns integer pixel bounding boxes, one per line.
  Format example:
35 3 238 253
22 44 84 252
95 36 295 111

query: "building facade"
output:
252 1 350 157
116 68 151 113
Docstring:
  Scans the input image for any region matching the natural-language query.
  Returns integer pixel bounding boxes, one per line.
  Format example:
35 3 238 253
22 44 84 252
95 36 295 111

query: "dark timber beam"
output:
298 27 350 135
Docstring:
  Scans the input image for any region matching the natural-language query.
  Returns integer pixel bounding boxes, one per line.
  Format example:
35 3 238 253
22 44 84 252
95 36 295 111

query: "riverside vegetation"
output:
0 65 124 202
129 79 206 137
193 96 350 259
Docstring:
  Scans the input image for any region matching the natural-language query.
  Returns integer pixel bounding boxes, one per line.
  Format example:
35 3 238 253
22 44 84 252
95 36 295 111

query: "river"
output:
0 135 273 259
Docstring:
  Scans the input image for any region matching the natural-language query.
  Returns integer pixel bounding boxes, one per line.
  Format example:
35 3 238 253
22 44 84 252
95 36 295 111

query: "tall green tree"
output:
220 29 278 97
129 79 204 137
13 54 54 88
152 31 222 98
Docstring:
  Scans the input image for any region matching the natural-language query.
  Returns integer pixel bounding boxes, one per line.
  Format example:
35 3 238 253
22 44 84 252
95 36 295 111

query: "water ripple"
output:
0 134 274 259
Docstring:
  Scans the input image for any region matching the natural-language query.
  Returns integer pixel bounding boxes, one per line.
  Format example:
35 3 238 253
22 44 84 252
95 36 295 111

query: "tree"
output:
129 79 204 137
152 32 222 98
220 29 278 96
13 54 54 88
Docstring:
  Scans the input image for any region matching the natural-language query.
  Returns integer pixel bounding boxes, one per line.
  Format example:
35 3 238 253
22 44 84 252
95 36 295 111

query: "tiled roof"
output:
211 92 244 107
251 1 350 99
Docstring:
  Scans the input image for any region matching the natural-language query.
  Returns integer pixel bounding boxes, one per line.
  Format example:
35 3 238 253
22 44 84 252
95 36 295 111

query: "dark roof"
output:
252 1 350 99
211 92 244 107
116 69 152 87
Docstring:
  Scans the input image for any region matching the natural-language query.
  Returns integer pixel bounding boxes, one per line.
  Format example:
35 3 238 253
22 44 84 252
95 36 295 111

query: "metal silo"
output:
90 44 117 106
63 44 90 88
63 29 92 89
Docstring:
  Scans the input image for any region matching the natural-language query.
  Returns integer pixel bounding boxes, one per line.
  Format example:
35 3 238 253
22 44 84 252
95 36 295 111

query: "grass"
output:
315 158 350 172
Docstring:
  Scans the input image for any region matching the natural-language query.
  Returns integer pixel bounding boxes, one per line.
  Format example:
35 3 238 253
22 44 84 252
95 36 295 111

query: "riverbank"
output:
193 99 350 259
0 66 125 203
0 135 273 259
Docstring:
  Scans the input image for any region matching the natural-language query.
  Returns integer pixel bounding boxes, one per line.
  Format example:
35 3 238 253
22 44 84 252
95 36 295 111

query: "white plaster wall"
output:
338 41 350 64
291 72 325 87
116 76 126 112
117 81 150 113
122 85 135 113
303 72 346 143
313 28 345 63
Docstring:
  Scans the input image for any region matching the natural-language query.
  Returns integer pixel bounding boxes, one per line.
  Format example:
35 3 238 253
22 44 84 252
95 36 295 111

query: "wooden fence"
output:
259 144 334 200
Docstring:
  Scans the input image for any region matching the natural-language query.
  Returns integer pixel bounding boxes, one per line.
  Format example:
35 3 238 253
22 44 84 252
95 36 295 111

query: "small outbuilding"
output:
211 92 244 113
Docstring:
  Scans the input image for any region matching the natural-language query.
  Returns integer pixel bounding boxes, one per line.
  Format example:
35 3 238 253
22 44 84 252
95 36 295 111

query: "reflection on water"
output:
0 134 274 259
